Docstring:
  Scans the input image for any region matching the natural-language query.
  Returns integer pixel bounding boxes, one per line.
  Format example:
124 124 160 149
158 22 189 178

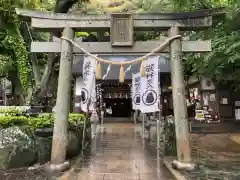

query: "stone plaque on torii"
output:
16 8 213 171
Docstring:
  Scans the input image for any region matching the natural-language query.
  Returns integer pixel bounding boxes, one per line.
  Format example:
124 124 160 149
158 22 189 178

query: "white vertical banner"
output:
140 56 159 113
81 56 96 112
132 73 141 110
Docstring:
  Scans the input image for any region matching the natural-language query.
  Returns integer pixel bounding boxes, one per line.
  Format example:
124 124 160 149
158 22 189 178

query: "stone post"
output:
169 26 192 163
50 27 74 169
90 102 99 138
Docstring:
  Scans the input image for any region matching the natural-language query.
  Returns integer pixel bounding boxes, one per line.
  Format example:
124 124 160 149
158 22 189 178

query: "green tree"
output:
177 1 240 90
0 0 55 105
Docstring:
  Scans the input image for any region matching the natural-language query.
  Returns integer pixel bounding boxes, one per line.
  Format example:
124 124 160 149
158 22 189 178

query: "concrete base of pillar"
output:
172 160 197 171
44 161 70 173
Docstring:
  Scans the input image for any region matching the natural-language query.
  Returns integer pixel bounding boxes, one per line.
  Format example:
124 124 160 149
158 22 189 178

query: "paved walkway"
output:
60 123 173 180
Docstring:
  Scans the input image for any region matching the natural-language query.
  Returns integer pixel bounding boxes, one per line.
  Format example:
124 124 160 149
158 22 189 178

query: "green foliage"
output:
169 0 230 11
28 113 86 128
0 107 86 128
0 116 28 127
3 30 31 93
164 0 240 90
0 0 31 94
0 0 55 100
0 55 15 76
68 113 85 126
76 32 89 37
28 113 54 128
0 107 24 116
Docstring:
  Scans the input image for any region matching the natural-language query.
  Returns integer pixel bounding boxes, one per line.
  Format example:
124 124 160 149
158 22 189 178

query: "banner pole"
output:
142 113 145 139
133 110 137 125
101 110 104 126
157 119 160 149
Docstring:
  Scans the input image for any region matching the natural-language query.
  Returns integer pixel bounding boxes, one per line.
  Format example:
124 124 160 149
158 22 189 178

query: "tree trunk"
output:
36 34 56 97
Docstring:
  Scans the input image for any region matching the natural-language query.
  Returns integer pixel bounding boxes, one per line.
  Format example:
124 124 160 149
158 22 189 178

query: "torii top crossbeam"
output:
15 8 215 31
15 8 218 54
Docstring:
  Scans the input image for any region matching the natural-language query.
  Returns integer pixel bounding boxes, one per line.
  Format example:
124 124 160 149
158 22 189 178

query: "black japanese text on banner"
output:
132 73 141 110
81 56 97 112
140 56 159 113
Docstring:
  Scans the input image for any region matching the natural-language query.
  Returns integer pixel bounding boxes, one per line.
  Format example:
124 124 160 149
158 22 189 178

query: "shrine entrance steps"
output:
60 122 174 180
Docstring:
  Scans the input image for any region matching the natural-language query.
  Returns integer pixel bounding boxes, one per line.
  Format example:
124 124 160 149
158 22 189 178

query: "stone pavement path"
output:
0 122 173 180
60 122 173 180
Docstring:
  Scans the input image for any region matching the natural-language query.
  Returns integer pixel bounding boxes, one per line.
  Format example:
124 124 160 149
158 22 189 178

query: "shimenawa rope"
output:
60 35 182 82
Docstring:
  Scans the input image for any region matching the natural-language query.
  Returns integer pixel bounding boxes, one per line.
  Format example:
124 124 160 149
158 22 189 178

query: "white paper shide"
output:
140 56 159 113
81 56 96 112
132 73 141 110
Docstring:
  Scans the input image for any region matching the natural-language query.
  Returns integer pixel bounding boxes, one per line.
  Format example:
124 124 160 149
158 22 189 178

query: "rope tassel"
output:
96 61 102 79
140 60 145 77
119 65 124 83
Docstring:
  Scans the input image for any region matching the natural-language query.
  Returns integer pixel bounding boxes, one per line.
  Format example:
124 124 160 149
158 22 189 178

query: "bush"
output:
0 106 29 116
28 113 54 128
0 108 89 169
28 113 86 128
0 116 28 127
68 113 85 126
0 107 86 129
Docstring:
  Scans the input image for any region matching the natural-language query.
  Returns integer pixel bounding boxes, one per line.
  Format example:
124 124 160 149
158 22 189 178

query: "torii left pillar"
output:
48 27 74 172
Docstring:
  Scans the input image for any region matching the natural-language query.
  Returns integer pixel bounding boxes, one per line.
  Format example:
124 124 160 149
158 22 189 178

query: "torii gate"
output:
16 8 212 171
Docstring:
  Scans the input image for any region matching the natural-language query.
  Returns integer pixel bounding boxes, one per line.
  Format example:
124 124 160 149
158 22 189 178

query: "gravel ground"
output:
185 134 240 180
0 167 62 180
183 160 240 180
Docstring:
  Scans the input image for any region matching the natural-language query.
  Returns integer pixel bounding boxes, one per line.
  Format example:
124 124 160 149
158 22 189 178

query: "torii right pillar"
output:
169 26 192 165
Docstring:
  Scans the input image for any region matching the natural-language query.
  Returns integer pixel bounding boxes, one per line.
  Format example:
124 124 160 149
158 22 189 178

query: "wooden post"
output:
51 27 74 165
169 26 192 163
